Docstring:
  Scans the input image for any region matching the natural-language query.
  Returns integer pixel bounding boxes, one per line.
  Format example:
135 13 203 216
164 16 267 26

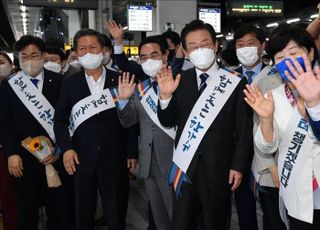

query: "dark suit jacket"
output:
114 52 184 81
0 69 63 175
158 67 253 193
54 67 138 173
235 62 267 76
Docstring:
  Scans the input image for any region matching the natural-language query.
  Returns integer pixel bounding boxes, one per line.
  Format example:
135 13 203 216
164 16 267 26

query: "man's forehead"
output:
140 43 161 54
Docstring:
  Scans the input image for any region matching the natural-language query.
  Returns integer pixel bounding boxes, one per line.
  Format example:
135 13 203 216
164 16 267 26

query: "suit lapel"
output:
184 68 199 106
42 70 53 100
79 70 93 98
103 67 116 89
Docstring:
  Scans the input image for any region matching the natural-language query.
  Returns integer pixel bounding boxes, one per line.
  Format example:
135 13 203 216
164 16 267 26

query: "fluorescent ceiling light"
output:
267 22 278 28
311 14 318 19
216 34 223 38
287 18 300 24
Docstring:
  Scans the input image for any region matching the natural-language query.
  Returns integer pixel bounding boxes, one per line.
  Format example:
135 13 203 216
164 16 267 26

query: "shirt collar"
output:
242 60 263 75
26 70 44 82
195 60 219 78
85 66 106 84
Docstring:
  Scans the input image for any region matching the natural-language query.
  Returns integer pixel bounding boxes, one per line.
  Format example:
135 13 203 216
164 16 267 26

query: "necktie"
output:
245 71 255 84
30 79 39 88
199 73 209 95
152 81 158 95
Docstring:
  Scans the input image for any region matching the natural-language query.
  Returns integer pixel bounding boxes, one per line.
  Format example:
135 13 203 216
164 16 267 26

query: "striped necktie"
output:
245 70 255 84
199 73 209 95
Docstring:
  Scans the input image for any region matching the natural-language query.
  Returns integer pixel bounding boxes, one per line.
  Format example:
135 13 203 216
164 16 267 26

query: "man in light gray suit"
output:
115 36 174 230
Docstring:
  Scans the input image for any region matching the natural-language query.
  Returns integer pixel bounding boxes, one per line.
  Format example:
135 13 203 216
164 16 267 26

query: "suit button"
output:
149 143 152 147
98 146 101 151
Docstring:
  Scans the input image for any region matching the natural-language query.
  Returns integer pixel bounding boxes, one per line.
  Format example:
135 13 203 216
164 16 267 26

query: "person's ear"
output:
163 50 169 64
308 48 315 62
214 42 219 52
259 42 266 55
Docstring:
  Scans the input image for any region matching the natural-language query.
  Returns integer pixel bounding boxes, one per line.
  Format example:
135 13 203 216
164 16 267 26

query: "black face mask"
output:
168 49 176 63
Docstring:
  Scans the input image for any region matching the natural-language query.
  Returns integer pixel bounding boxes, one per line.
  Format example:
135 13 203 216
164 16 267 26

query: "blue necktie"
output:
30 79 39 88
245 71 255 84
152 81 158 95
199 73 209 95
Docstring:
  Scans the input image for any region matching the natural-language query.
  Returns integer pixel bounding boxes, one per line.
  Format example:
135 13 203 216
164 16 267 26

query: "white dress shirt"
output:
241 60 263 81
159 61 219 109
255 84 320 222
27 70 44 92
85 67 106 95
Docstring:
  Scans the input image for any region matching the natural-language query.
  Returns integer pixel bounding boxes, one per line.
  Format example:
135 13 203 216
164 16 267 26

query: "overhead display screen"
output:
198 8 221 33
227 1 283 17
128 5 153 32
23 0 98 9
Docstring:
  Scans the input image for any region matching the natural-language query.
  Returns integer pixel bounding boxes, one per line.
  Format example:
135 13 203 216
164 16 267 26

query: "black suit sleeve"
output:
114 52 145 79
124 124 139 159
157 97 178 128
54 77 73 153
230 77 254 173
0 81 20 157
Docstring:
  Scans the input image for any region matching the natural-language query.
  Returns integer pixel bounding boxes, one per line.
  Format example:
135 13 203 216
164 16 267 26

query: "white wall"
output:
154 0 197 35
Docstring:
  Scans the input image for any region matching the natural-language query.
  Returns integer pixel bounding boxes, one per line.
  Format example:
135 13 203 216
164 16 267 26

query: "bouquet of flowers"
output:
22 136 62 188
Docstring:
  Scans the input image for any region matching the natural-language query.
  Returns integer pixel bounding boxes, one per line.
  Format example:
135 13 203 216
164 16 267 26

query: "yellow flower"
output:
29 138 42 152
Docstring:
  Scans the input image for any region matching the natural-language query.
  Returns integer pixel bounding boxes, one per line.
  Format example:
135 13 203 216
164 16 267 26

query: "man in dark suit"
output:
0 35 74 230
156 20 253 230
54 29 138 230
233 25 269 230
106 20 185 81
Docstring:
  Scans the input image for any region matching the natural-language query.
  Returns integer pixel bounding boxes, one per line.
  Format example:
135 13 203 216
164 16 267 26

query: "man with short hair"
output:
157 19 253 230
107 20 174 230
54 28 138 230
0 35 74 230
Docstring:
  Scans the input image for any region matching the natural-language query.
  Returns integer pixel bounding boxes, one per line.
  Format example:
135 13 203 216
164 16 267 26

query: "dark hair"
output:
234 25 266 44
73 29 105 50
45 46 66 60
14 35 45 53
0 51 12 64
101 34 112 49
138 35 168 55
266 24 318 62
221 48 239 66
181 19 216 50
162 30 181 47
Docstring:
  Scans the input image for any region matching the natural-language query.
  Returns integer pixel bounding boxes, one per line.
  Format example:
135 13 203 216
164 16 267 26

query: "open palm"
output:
285 54 320 107
106 20 123 41
244 84 274 120
156 65 181 100
118 72 135 100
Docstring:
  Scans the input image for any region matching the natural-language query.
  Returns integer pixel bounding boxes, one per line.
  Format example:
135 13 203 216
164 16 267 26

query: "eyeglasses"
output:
187 42 213 53
140 52 162 63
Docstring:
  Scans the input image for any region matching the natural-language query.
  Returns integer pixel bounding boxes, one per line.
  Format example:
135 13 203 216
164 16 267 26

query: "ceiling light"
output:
311 14 318 19
287 18 300 24
266 22 278 28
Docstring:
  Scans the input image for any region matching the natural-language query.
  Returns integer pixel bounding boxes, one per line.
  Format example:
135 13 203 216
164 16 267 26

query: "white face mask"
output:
236 46 259 67
78 52 103 70
102 52 111 65
141 59 163 77
188 48 215 70
0 63 12 78
20 60 43 77
44 61 62 73
69 60 81 69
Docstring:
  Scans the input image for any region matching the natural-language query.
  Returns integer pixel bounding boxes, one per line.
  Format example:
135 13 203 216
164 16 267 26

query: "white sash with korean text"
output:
69 89 116 135
251 65 273 85
140 85 176 139
173 68 241 173
278 107 312 222
8 71 56 141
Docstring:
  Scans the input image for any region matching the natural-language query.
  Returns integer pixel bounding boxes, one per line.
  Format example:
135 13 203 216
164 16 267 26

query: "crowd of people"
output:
0 14 319 230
